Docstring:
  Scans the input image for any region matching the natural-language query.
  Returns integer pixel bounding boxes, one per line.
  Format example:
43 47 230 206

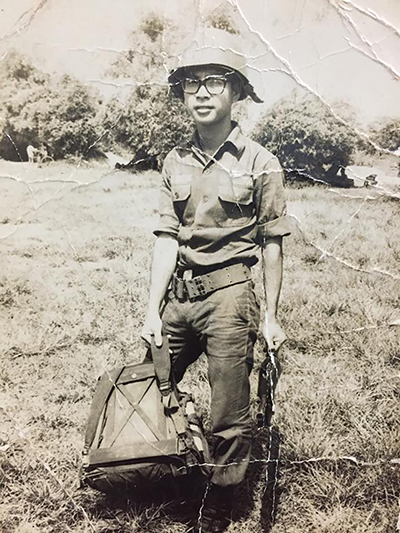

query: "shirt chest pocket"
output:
171 178 191 221
217 177 255 225
172 182 191 202
218 182 253 205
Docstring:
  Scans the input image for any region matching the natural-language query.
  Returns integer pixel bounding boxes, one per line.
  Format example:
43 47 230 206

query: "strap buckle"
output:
172 275 187 301
194 277 206 296
158 381 172 396
185 276 207 300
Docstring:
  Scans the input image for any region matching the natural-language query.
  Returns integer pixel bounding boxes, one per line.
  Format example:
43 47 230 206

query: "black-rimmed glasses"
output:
181 72 234 96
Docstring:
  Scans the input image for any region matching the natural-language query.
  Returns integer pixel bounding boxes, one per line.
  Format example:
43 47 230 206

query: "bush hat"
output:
168 27 263 103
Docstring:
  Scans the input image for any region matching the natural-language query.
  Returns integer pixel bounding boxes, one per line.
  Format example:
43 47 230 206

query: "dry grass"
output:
0 161 399 532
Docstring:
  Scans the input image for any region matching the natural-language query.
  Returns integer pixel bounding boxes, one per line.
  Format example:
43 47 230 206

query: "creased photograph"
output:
0 1 399 532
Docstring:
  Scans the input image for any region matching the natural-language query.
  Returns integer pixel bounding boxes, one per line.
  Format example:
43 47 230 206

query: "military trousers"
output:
162 278 260 487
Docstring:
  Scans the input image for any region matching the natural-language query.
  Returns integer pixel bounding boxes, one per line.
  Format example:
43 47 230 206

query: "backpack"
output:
81 338 209 493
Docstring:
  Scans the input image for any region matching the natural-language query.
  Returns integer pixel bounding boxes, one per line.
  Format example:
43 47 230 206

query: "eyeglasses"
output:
181 73 234 96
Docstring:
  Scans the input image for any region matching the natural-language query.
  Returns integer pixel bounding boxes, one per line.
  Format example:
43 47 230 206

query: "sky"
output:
1 0 399 128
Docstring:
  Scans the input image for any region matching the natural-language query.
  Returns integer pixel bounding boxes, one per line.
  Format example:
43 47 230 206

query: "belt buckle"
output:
185 275 206 301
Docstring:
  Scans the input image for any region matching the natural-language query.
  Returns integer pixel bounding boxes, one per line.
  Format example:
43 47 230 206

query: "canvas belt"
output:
171 262 251 302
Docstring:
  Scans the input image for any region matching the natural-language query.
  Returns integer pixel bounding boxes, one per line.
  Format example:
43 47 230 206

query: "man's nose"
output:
196 82 210 98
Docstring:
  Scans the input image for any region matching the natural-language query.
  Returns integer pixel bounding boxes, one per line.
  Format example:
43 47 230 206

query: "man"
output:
26 144 37 164
142 28 291 532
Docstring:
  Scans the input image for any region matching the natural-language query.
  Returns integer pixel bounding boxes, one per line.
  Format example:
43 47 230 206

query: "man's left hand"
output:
262 315 287 351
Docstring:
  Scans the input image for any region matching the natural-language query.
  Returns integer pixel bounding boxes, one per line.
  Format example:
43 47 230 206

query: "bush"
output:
104 86 193 167
40 75 101 159
252 94 357 181
104 14 195 166
370 117 400 152
0 51 101 160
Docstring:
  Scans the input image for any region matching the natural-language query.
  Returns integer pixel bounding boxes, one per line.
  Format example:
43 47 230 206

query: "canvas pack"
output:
81 341 209 493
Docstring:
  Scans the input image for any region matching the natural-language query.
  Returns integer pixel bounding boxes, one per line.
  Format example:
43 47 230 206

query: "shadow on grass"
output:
80 471 207 531
79 427 283 532
231 425 283 532
259 426 283 532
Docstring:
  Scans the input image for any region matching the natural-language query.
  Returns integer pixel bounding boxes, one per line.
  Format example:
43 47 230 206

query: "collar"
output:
186 122 246 157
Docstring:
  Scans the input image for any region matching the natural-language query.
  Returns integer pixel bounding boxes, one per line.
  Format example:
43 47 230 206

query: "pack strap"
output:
163 390 186 436
84 366 124 450
150 338 187 437
151 336 172 396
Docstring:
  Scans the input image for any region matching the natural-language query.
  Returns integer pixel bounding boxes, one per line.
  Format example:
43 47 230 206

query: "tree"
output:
105 14 193 166
205 2 247 35
206 12 240 34
39 75 101 159
0 51 50 160
252 94 357 182
104 85 193 167
107 13 181 84
0 50 101 160
369 117 400 152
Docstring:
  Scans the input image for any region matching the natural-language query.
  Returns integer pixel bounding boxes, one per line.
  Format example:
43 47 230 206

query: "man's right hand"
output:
141 234 178 348
141 312 163 347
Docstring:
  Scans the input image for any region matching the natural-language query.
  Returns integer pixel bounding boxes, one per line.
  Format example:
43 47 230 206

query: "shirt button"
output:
202 195 209 203
174 192 179 199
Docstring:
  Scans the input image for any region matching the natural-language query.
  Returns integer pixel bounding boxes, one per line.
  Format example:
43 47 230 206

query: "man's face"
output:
182 66 239 127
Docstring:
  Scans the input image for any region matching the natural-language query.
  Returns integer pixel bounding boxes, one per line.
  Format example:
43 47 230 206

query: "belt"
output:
171 263 251 302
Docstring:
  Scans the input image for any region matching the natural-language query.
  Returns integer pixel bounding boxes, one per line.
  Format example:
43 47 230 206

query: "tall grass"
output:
0 163 399 532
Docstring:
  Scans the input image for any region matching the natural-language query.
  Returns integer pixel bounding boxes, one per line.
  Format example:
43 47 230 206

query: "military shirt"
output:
154 122 291 269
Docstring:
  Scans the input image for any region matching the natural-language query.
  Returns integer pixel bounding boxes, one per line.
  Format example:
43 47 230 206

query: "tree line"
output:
0 13 398 179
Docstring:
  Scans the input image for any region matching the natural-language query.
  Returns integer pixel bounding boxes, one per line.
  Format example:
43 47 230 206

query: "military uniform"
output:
154 122 290 486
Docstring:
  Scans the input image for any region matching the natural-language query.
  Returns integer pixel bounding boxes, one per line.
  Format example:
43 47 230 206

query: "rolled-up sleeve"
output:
153 155 180 238
254 155 291 241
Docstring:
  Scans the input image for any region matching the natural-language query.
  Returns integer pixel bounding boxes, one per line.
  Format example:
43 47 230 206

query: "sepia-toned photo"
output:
0 1 399 532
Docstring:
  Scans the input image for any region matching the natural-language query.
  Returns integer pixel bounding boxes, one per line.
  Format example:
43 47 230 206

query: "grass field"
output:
0 160 399 533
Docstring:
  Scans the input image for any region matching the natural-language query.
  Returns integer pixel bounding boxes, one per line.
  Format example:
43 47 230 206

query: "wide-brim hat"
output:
168 27 263 103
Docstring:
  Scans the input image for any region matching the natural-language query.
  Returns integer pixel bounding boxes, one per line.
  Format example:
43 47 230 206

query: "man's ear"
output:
232 89 241 103
230 76 242 103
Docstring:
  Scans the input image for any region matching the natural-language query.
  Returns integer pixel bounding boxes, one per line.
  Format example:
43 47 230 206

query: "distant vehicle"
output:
115 147 159 172
364 174 377 188
285 169 311 185
36 145 54 165
37 154 54 165
285 164 354 188
325 163 354 188
26 144 53 165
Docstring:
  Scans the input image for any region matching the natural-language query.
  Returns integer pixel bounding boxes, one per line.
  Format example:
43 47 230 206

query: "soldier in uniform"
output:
142 28 291 533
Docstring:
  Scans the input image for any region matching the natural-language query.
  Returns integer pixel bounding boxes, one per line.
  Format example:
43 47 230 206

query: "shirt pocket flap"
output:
218 182 253 205
171 182 191 202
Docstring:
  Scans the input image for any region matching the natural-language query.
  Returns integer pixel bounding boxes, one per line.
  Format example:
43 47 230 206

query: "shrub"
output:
105 14 195 166
104 86 193 166
0 51 101 160
252 94 358 181
39 75 101 159
369 117 400 152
